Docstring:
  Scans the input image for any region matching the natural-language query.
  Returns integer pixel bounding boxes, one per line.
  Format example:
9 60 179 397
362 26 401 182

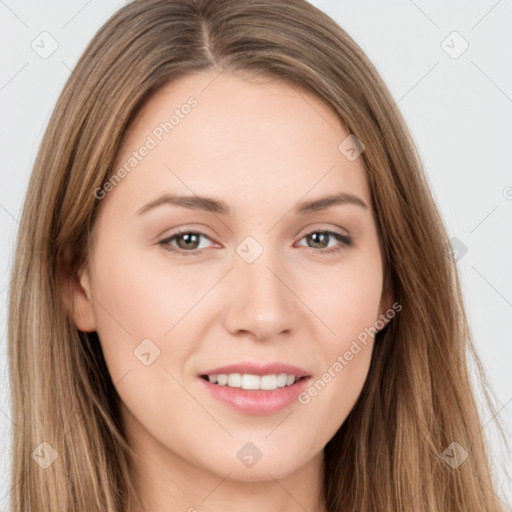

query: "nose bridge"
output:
223 238 294 339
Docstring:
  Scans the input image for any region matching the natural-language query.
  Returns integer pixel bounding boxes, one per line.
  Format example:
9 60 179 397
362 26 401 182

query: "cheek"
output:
301 247 384 344
295 251 383 430
92 234 211 330
88 237 207 384
89 244 214 455
326 272 382 341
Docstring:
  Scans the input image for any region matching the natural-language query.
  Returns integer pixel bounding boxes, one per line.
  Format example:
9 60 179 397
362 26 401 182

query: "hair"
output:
7 0 509 510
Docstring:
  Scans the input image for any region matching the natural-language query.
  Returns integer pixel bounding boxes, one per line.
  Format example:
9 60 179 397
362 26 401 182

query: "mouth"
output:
197 362 312 415
199 373 310 391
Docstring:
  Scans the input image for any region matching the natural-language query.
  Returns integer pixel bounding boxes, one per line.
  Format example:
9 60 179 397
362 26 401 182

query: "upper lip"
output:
200 361 311 378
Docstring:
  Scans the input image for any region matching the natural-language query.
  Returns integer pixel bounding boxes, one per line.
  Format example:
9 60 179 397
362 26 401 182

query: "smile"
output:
200 372 307 390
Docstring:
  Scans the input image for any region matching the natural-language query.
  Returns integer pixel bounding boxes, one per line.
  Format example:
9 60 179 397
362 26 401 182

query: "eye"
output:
158 228 353 257
295 230 353 255
158 230 215 256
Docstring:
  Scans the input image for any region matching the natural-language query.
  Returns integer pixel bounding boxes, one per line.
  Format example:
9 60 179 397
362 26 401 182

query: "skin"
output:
71 71 393 512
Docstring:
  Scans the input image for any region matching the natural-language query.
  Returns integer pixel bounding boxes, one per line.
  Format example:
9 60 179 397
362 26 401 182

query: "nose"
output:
222 250 295 341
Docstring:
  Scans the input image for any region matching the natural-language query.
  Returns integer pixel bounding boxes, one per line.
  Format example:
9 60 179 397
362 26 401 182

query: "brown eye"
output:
174 232 201 250
297 230 353 255
159 231 213 256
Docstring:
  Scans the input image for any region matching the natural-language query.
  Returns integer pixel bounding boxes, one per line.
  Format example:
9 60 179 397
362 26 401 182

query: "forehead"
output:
109 71 371 212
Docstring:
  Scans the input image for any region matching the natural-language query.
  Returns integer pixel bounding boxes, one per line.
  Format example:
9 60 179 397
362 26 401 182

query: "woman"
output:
7 0 507 510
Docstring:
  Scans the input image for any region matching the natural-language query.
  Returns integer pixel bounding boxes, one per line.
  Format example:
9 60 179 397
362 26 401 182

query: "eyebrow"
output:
136 192 368 216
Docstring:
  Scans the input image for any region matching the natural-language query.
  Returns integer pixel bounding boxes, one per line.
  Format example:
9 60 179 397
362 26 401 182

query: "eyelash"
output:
158 229 353 257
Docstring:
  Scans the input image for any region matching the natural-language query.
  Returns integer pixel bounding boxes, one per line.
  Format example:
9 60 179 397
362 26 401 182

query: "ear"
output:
61 264 97 333
376 279 395 331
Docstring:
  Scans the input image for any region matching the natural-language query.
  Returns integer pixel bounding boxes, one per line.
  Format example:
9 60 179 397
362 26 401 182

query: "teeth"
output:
276 374 287 387
206 373 299 390
228 373 242 387
262 374 279 390
216 374 228 386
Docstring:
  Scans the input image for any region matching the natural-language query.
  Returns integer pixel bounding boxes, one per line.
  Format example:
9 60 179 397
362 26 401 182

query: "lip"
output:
199 361 311 378
198 361 312 415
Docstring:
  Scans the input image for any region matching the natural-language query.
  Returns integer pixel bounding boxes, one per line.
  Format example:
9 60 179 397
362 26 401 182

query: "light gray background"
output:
1 0 511 509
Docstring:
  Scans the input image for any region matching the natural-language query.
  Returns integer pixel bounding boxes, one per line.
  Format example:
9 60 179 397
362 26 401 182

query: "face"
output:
72 71 392 489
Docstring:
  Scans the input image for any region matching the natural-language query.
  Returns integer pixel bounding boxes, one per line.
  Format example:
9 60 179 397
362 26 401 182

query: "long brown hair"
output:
8 0 508 510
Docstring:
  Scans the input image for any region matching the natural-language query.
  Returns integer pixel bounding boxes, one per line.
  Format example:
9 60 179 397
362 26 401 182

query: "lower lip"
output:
198 376 311 415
